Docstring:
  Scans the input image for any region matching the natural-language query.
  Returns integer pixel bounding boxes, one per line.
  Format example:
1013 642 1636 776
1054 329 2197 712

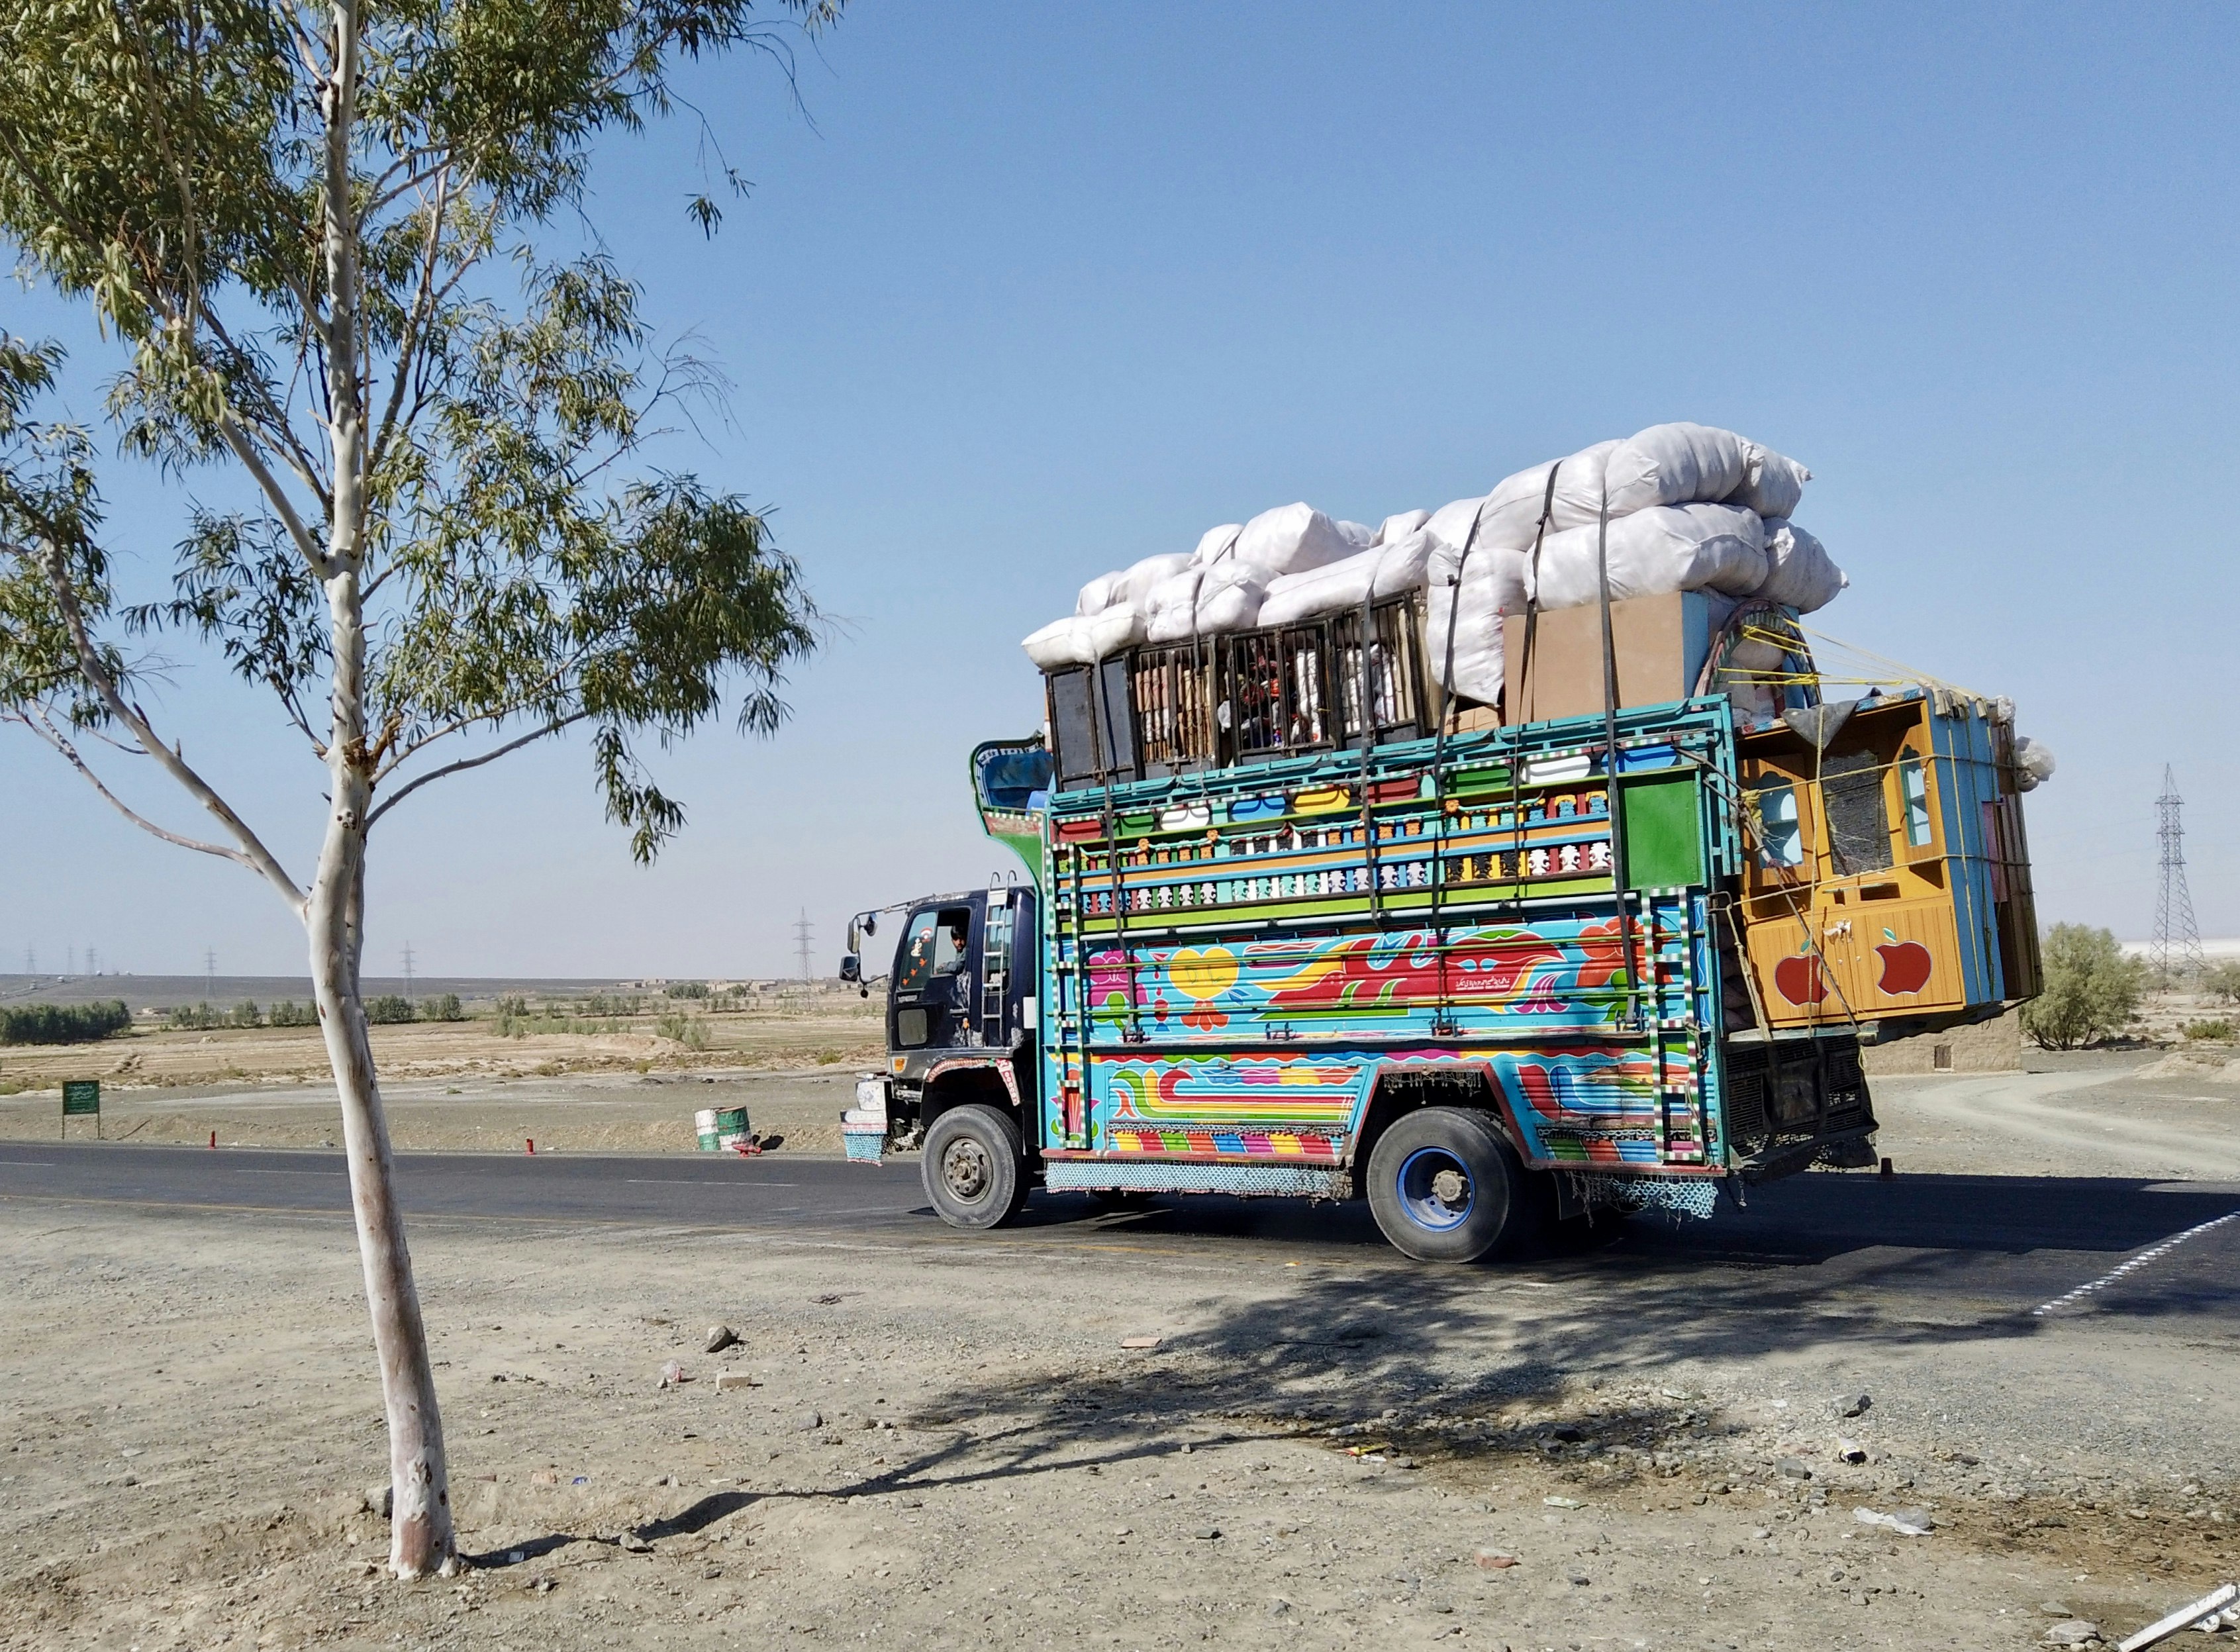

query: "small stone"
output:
2042 1621 2100 1647
1838 1439 1867 1464
1193 1527 1222 1541
1390 1456 1417 1470
365 1484 393 1520
1751 1528 1772 1540
1178 1443 1194 1455
1543 1496 1583 1509
1550 1424 1585 1443
530 1469 560 1486
2039 1602 2074 1617
1661 1385 1696 1400
1779 1459 1812 1481
1474 1549 1518 1570
1267 1600 1291 1618
618 1533 652 1554
714 1371 757 1393
1120 1335 1162 1349
1887 1506 1934 1533
657 1361 687 1389
795 1410 823 1432
705 1325 739 1354
1567 1571 1592 1587
1836 1393 1871 1419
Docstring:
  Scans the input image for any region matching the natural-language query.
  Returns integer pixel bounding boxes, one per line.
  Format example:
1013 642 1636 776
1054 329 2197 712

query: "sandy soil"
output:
0 1055 2235 1652
0 1005 886 1156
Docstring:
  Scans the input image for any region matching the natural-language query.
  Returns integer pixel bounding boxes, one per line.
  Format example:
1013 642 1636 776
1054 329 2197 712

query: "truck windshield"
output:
897 906 972 995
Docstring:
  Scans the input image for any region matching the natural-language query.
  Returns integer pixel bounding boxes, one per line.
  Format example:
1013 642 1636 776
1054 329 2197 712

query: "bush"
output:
2021 924 2146 1049
228 1001 265 1029
418 994 463 1022
2183 1018 2235 1042
167 1002 222 1030
2202 960 2240 1006
364 995 416 1024
665 981 709 999
268 1000 317 1027
655 1010 708 1049
0 1000 131 1045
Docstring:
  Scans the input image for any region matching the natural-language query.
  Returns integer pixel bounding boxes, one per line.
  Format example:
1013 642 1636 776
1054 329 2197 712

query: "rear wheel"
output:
1365 1107 1524 1263
922 1104 1028 1230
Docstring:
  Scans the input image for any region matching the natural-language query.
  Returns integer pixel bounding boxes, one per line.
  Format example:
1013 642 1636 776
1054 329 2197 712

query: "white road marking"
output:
2032 1208 2240 1317
0 1160 58 1167
623 1179 799 1187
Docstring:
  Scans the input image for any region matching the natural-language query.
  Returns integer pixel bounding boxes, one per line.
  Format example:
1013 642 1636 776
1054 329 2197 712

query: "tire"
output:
922 1104 1028 1230
1365 1106 1524 1263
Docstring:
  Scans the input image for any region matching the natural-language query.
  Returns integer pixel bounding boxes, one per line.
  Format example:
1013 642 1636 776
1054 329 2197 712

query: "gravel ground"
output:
0 1056 2234 1652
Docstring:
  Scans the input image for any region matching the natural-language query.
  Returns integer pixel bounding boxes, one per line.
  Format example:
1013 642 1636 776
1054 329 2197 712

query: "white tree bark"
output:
311 0 454 1579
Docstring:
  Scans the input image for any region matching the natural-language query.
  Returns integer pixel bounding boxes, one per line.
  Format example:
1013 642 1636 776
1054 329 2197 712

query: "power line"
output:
2151 765 2206 984
795 909 814 983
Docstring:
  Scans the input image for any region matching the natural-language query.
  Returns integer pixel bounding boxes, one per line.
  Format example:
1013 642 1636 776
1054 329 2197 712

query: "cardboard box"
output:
1501 590 1718 725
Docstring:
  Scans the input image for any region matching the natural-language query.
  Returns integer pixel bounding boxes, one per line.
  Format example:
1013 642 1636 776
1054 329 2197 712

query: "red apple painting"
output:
1773 952 1829 1006
1876 929 1934 996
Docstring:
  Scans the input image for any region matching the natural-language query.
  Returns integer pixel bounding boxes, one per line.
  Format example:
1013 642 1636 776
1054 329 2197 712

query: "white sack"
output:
1336 519 1377 552
1193 522 1243 565
1472 438 1627 544
1142 568 1205 644
1021 606 1146 670
1735 442 1811 518
1601 422 1753 518
1526 503 1767 610
2014 735 2056 791
1754 519 1847 612
1075 571 1125 616
1423 535 1531 706
1232 501 1354 578
1257 530 1437 628
1375 509 1430 546
1120 552 1193 606
1194 573 1266 634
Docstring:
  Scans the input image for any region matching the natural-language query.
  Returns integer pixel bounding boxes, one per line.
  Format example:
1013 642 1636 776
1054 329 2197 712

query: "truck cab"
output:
845 883 1042 1200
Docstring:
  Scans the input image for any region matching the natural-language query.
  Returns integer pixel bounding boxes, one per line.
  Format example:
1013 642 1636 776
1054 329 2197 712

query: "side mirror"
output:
839 953 861 983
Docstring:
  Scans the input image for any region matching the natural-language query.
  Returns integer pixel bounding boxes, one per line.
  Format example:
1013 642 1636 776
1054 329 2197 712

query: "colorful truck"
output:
838 590 2040 1261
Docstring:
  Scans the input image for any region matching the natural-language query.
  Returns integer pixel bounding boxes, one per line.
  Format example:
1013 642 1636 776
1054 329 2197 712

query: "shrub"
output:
228 1001 265 1029
2021 924 2146 1049
2183 1018 2235 1042
268 1000 317 1027
2202 960 2240 1006
655 1011 708 1049
665 981 709 999
418 994 464 1023
0 1000 131 1045
364 995 417 1024
167 1002 222 1030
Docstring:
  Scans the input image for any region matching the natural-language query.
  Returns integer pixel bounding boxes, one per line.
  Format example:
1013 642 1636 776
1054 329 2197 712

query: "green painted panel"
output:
61 1080 100 1116
1620 773 1704 891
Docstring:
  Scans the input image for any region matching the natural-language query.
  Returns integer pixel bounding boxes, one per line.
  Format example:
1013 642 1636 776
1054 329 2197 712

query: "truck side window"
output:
1900 753 1932 846
1754 781 1804 869
932 908 972 973
896 910 942 995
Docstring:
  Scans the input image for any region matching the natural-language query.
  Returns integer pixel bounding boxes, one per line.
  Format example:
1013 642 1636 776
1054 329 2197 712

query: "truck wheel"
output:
922 1104 1027 1230
1366 1107 1522 1263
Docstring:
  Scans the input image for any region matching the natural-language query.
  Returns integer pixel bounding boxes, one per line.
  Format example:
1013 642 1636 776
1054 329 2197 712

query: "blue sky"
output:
4 2 2235 978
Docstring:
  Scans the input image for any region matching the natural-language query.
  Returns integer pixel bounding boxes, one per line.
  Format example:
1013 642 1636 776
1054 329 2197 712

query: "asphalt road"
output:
3 1140 2235 1331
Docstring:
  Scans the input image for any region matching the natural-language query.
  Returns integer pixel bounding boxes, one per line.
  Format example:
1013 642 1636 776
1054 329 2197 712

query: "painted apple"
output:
1774 953 1829 1006
1875 931 1934 996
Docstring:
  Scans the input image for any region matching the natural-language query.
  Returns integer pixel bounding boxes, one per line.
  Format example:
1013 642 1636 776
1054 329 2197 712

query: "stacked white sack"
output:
1020 424 1845 680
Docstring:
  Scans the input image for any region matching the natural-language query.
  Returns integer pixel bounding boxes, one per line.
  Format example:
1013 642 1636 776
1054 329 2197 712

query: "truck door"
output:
891 898 981 1053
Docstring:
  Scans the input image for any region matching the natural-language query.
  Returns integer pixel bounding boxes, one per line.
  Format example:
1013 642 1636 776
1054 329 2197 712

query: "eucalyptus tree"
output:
0 0 840 1577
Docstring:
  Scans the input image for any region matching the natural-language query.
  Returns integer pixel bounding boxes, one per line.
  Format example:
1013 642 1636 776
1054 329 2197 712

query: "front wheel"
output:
922 1104 1028 1230
1365 1107 1524 1263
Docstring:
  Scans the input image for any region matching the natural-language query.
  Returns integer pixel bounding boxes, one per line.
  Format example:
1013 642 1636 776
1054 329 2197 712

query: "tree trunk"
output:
310 565 454 1579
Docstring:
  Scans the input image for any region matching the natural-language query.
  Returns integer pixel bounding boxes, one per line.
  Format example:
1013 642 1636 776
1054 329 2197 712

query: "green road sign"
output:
62 1080 100 1116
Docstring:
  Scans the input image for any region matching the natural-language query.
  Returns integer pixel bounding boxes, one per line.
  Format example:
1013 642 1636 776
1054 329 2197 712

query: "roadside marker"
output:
526 1138 535 1155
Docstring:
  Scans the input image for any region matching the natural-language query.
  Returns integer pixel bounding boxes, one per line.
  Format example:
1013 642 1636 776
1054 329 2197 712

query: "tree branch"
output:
14 705 264 871
38 540 307 914
365 712 588 829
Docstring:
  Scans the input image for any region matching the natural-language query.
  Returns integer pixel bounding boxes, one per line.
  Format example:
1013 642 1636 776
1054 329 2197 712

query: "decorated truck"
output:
838 588 2041 1261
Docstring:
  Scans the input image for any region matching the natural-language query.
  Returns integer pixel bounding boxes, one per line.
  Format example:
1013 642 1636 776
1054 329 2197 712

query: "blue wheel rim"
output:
1395 1145 1474 1231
